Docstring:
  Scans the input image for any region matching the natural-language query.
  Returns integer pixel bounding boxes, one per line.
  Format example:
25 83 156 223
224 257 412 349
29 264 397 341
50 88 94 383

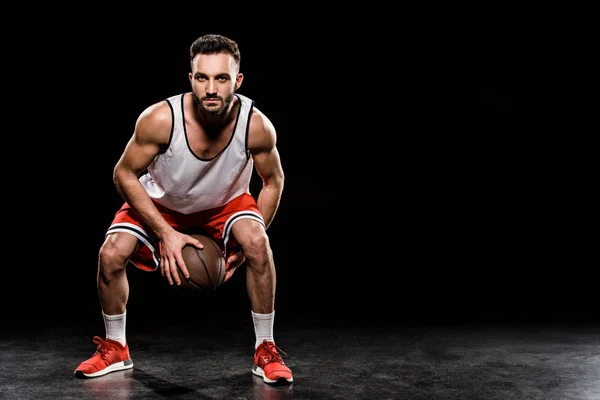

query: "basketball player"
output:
74 34 293 385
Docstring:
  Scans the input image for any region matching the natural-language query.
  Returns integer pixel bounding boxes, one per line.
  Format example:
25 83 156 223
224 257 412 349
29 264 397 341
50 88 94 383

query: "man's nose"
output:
206 80 217 95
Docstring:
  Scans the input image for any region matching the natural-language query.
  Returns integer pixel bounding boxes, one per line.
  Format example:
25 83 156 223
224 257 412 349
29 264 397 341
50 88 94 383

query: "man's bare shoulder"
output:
248 106 277 150
134 99 173 144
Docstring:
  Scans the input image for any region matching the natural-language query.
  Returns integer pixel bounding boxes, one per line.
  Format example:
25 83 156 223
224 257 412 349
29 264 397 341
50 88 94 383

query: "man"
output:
74 33 293 385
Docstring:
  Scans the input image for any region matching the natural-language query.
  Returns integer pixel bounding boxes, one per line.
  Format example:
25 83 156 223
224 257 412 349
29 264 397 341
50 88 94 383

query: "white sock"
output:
103 310 127 346
252 310 274 349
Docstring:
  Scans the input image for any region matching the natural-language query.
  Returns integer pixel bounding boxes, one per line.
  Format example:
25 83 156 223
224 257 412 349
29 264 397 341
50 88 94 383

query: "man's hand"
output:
159 231 204 286
227 250 246 272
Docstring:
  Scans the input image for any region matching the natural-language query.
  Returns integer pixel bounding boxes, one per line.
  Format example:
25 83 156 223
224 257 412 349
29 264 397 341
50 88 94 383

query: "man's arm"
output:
113 101 200 284
247 107 285 229
113 102 175 237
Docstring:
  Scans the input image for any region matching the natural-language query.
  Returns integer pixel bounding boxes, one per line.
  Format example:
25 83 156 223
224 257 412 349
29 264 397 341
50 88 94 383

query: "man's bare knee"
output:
243 233 273 271
98 234 136 278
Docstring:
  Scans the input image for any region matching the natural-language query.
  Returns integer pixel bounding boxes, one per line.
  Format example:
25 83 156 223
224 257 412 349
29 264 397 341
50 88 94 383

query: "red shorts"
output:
106 192 264 272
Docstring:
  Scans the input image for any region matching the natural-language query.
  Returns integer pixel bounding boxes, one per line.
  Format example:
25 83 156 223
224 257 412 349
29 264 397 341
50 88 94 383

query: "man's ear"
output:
235 73 244 90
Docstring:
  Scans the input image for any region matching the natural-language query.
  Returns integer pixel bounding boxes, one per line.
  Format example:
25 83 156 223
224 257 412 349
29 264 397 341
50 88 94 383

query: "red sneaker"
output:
252 339 293 384
74 336 133 378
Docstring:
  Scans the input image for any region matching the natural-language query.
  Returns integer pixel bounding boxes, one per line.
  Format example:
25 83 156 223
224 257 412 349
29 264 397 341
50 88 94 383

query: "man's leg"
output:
231 219 293 384
74 232 138 379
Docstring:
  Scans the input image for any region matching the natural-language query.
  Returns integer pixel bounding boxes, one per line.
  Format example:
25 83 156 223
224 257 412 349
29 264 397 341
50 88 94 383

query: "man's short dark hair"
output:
190 34 241 68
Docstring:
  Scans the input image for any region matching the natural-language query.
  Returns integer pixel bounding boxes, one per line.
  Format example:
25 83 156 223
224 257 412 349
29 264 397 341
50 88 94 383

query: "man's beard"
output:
192 92 235 115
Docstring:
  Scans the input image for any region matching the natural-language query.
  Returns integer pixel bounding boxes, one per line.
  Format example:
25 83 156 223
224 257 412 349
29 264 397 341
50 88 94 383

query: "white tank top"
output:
139 93 255 214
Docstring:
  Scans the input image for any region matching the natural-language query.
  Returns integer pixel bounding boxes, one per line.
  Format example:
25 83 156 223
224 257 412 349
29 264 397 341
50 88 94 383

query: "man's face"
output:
189 53 241 115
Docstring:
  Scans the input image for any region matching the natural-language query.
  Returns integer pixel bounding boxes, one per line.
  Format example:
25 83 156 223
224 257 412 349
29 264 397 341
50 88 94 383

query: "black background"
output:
7 3 597 328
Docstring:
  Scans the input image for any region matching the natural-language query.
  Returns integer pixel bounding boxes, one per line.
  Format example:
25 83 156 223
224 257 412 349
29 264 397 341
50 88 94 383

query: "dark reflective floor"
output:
2 206 597 399
2 315 599 399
